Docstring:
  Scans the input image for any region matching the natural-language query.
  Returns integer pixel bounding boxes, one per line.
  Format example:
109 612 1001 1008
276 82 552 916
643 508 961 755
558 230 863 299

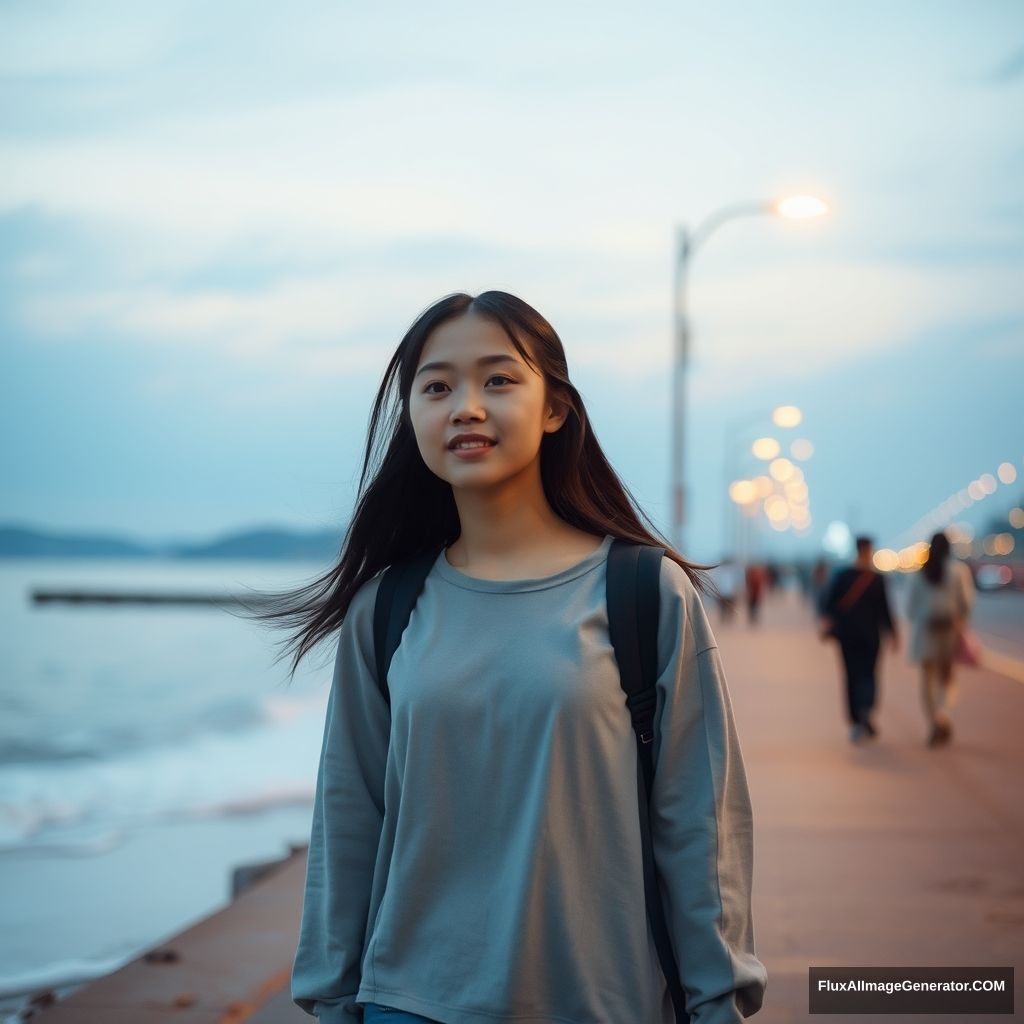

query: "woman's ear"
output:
543 388 573 434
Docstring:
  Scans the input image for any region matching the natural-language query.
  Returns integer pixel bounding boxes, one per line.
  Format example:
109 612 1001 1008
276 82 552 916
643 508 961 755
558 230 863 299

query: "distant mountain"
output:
0 526 153 558
169 527 343 561
0 523 345 561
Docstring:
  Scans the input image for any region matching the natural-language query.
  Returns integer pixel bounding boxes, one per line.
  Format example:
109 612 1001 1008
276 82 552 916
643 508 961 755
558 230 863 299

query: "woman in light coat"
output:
904 530 976 748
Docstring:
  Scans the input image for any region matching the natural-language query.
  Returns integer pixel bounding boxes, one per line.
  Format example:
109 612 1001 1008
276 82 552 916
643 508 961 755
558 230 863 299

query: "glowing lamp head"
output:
775 195 829 219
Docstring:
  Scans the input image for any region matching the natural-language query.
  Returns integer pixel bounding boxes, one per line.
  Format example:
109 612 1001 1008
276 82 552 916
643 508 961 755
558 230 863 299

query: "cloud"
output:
15 246 1023 408
17 274 407 365
678 260 1024 401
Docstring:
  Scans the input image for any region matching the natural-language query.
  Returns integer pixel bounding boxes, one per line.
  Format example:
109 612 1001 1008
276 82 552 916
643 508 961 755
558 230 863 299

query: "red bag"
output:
954 626 982 668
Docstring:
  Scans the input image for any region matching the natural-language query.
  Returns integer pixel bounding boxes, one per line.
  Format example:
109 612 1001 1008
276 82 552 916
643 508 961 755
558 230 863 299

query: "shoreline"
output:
15 846 309 1022
0 804 312 1022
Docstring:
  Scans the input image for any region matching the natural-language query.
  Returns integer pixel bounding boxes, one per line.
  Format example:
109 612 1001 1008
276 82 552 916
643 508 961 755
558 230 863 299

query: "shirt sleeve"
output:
292 573 389 1023
955 561 976 620
904 570 922 624
648 558 768 1023
820 568 841 617
876 574 896 635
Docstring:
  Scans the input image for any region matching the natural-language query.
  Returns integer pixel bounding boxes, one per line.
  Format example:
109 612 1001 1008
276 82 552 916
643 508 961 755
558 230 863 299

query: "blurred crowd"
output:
708 528 989 749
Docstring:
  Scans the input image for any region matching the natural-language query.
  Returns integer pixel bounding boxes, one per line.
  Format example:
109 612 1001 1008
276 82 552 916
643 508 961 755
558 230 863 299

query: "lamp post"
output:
671 194 828 555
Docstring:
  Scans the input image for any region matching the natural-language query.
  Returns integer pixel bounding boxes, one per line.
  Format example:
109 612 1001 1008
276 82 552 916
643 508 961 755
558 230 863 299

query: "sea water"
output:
0 558 336 1016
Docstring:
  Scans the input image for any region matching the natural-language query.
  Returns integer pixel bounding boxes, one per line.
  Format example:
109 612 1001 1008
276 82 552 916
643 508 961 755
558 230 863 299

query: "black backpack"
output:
371 538 692 1024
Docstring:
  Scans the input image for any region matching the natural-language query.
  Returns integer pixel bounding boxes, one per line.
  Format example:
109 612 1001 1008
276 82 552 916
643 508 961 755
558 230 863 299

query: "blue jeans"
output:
362 1001 442 1023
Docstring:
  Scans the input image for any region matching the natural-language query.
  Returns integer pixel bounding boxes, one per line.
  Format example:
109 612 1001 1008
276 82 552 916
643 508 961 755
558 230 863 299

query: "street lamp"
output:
671 194 828 555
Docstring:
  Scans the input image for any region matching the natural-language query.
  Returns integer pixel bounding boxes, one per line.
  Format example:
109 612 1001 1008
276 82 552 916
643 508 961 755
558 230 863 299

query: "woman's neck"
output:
445 520 605 576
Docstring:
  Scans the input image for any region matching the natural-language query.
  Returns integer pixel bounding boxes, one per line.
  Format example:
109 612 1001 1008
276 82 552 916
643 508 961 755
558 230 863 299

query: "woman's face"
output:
408 311 567 490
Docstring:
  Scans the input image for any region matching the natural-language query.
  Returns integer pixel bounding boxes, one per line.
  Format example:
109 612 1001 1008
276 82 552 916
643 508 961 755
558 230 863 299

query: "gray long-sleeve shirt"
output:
292 533 767 1024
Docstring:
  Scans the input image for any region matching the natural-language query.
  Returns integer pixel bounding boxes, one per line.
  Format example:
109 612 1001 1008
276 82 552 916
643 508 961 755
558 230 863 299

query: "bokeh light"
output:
729 479 757 504
764 495 789 521
769 457 796 482
984 533 1015 556
790 438 814 460
751 437 780 460
772 405 802 428
873 549 899 572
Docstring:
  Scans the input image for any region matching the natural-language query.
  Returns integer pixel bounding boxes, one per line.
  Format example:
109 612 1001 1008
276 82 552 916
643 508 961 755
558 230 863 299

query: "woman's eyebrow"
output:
415 354 521 378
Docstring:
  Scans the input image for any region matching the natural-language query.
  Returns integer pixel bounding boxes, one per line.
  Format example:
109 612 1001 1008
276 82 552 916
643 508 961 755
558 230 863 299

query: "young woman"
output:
904 530 976 748
246 291 767 1023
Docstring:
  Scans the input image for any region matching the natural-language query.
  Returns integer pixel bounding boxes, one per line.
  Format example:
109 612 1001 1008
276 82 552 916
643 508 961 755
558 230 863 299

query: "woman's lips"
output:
449 441 497 459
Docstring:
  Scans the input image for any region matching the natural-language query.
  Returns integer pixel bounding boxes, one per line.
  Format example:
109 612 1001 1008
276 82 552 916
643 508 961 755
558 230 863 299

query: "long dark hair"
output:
235 290 719 682
922 530 951 585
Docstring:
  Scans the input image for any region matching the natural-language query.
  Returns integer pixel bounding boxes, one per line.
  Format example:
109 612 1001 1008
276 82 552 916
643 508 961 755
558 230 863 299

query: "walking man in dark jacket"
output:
819 535 900 743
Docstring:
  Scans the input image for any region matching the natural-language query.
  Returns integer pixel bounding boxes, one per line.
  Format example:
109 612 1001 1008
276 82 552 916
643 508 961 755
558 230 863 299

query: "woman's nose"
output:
450 389 487 421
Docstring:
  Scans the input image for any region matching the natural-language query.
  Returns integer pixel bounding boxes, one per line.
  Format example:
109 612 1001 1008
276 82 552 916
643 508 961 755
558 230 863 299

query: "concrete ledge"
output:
36 847 310 1023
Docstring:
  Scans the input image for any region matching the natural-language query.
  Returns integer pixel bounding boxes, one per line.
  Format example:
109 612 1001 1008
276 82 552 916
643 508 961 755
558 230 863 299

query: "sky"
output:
1 0 1022 562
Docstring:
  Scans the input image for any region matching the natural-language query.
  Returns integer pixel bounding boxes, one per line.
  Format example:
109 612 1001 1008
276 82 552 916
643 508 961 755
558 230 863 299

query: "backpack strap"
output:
606 538 691 1024
372 549 440 708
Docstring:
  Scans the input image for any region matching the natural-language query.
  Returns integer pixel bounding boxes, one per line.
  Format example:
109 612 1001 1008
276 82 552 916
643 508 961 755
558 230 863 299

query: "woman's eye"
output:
423 375 514 395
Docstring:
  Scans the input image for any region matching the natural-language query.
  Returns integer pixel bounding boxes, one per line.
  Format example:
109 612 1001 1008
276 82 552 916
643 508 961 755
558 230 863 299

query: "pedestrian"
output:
810 558 831 615
795 560 813 603
244 291 767 1023
819 536 900 744
711 554 740 624
745 562 766 624
904 530 976 748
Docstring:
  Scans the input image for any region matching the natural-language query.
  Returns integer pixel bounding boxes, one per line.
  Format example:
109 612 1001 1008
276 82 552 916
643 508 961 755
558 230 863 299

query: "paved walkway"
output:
36 586 1022 1022
718 586 1023 1022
